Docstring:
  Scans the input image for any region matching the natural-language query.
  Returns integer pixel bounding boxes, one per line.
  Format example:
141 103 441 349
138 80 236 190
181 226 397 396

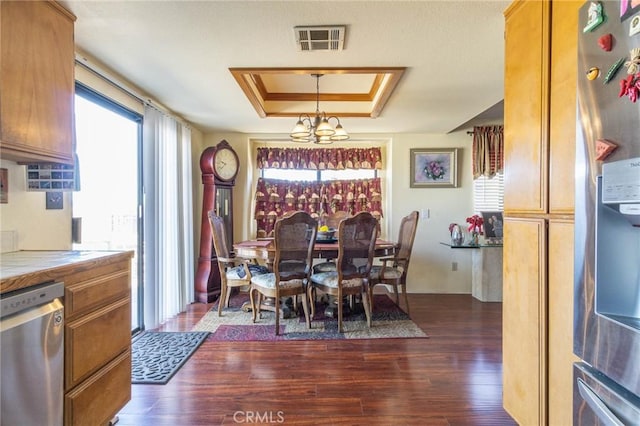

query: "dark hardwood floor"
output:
118 293 516 425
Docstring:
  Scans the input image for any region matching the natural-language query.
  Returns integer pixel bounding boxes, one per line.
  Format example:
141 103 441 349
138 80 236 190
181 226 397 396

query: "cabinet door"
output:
503 0 550 214
549 0 580 215
65 298 131 389
548 219 578 425
65 351 131 426
502 217 547 425
0 1 75 164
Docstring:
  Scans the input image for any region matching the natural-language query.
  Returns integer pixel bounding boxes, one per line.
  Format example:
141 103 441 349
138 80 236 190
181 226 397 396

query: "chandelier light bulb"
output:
315 116 335 136
289 74 349 145
290 117 311 138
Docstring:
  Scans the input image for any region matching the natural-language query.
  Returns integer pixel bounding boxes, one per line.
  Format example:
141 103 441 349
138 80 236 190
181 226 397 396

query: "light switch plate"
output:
46 192 63 210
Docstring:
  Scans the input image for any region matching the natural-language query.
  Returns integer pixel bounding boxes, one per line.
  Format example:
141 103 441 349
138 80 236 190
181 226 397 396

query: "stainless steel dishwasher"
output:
1 281 65 426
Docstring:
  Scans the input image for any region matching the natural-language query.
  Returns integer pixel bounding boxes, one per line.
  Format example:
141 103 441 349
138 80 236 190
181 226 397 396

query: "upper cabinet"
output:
548 0 578 215
503 0 550 215
0 1 76 164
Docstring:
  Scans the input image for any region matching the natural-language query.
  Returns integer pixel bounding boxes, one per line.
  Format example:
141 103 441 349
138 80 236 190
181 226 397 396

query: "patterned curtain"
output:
257 147 382 170
472 125 504 178
254 177 383 238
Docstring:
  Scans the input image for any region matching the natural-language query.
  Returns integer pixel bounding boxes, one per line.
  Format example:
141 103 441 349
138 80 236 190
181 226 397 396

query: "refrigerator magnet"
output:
630 15 640 36
595 139 618 161
604 57 626 83
625 48 640 74
598 34 613 51
584 2 605 32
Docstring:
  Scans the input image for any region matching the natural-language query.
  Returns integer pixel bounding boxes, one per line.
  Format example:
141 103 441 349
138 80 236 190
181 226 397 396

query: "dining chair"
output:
249 211 317 335
208 211 268 316
368 210 419 316
309 211 378 333
324 210 350 230
313 210 351 274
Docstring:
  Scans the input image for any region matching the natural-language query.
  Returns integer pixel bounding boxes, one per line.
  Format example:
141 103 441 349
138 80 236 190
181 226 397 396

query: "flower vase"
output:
450 224 464 246
470 232 479 246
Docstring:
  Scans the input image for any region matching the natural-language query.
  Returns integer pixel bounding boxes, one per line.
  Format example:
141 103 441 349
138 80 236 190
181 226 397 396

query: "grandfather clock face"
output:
213 146 239 182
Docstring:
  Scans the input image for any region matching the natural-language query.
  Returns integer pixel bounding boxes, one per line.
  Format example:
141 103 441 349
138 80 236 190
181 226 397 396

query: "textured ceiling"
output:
61 0 508 135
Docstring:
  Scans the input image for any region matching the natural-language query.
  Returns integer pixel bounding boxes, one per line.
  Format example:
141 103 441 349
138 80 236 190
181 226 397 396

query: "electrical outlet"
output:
452 261 458 271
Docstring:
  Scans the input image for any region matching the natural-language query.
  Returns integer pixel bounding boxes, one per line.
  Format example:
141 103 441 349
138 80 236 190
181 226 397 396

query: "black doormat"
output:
131 331 209 384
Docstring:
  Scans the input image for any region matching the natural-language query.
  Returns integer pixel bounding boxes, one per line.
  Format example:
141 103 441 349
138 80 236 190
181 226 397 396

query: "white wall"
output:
390 133 474 294
0 159 72 250
198 130 477 294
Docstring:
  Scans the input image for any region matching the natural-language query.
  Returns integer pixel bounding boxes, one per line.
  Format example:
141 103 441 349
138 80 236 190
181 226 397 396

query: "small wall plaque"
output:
0 168 7 203
46 192 63 210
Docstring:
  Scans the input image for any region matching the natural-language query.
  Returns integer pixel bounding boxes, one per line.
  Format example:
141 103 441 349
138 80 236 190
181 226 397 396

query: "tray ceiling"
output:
230 67 406 118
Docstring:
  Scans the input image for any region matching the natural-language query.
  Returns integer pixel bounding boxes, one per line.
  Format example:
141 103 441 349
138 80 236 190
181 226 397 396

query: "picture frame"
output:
481 211 504 241
410 148 458 188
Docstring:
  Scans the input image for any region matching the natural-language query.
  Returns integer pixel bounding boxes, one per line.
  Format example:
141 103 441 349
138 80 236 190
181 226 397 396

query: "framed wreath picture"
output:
410 148 459 188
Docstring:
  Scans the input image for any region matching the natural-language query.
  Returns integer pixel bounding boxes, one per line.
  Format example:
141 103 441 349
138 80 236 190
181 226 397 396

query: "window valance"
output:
254 177 383 238
256 147 383 170
472 125 504 178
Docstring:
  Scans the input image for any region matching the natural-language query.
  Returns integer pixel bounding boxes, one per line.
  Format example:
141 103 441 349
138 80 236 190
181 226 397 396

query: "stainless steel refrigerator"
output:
574 1 640 424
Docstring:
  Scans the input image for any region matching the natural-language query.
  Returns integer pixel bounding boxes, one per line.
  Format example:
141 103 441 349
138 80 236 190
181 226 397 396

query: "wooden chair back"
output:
208 211 232 260
324 210 351 230
394 211 419 282
337 211 378 281
273 211 318 281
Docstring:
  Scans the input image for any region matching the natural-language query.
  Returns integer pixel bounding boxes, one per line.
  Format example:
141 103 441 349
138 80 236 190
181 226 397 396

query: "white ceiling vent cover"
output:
294 26 345 51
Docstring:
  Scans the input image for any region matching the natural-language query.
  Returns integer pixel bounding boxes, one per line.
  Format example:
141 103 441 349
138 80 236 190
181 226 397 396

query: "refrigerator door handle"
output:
577 378 625 426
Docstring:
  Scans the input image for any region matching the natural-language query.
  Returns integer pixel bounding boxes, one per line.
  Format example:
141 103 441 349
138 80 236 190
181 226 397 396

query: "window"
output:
74 83 144 333
262 168 376 181
473 172 504 214
262 168 317 181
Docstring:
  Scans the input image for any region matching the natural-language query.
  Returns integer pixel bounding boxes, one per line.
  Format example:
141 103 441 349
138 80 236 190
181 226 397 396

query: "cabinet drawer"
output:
65 298 131 389
65 350 131 426
65 269 130 319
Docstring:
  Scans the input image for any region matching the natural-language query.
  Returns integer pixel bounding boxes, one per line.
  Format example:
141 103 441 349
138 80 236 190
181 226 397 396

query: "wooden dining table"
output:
233 238 397 318
233 238 397 264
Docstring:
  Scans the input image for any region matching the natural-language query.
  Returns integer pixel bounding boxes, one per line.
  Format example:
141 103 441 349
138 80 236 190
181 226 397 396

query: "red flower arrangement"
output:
466 214 484 235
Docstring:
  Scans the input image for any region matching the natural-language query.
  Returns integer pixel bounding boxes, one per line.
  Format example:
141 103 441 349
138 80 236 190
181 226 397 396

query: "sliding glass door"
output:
72 84 144 332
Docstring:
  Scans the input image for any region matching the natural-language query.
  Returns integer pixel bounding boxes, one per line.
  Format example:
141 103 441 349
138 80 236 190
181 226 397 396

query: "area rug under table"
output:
131 331 209 384
192 293 427 341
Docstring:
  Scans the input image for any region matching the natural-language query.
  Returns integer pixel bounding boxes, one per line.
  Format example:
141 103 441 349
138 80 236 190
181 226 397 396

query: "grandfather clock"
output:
195 140 239 303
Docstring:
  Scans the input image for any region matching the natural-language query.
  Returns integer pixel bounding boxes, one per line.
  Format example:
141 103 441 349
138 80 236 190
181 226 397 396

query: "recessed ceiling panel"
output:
230 67 405 118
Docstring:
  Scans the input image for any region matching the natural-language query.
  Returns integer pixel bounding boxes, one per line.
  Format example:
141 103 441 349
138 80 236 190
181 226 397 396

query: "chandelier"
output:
289 74 349 144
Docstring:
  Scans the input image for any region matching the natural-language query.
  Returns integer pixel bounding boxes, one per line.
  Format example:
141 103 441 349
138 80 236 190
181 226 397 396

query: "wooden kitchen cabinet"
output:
0 0 76 164
548 219 578 426
62 253 133 426
503 0 549 215
547 2 580 425
549 1 579 216
0 251 133 426
502 217 547 425
503 0 579 424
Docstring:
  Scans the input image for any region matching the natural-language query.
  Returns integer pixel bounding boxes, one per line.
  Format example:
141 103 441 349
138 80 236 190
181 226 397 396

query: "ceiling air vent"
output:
294 26 345 51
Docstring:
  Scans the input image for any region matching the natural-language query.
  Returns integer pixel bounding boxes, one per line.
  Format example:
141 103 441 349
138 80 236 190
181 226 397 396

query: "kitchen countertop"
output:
0 250 134 294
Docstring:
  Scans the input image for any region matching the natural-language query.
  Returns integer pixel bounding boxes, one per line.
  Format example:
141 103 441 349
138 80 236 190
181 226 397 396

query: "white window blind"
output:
473 172 504 214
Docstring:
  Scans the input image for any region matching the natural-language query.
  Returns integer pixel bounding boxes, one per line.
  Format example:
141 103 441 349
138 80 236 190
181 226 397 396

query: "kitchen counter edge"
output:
0 250 135 294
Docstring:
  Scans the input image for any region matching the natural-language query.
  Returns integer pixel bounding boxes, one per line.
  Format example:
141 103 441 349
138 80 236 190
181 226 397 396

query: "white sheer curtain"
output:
142 105 194 329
